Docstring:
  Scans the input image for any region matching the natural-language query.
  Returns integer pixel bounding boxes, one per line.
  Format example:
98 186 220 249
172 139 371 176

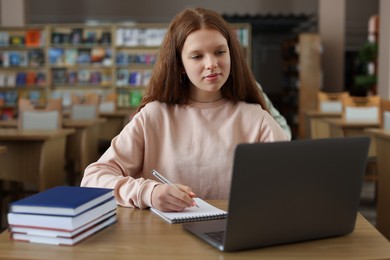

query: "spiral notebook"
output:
150 198 227 224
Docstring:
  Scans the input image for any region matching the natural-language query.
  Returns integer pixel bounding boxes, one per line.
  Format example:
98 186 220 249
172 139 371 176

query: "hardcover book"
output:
9 186 114 216
9 211 116 246
8 199 116 231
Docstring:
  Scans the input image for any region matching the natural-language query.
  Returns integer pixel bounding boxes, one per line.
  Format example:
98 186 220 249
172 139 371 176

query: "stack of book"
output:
7 186 117 246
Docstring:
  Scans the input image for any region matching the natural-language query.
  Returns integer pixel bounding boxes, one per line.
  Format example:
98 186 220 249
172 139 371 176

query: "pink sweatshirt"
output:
81 99 289 208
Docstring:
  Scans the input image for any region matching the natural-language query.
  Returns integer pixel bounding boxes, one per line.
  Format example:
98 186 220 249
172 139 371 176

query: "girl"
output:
81 7 289 212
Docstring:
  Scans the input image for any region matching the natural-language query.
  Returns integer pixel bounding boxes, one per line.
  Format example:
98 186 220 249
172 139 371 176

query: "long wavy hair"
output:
136 7 268 113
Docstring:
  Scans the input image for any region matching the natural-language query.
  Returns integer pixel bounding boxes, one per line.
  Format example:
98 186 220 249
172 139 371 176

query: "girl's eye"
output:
191 55 202 60
216 50 226 55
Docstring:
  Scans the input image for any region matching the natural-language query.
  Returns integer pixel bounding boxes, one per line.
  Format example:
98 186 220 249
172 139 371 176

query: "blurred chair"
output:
70 93 99 120
18 98 62 130
46 98 63 112
380 99 390 130
18 98 35 112
99 92 116 113
72 93 99 105
342 95 380 123
70 104 98 120
19 110 60 130
317 91 349 113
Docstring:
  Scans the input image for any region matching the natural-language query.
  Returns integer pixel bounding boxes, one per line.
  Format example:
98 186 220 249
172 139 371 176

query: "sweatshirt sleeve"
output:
80 112 159 209
258 111 291 142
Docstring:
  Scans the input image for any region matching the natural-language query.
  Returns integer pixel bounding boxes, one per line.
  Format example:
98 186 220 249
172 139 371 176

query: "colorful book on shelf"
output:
25 30 42 47
9 212 116 246
150 198 228 224
9 186 114 216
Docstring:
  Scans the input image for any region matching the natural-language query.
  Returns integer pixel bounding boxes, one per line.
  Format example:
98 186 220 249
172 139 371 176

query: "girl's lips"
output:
204 73 220 79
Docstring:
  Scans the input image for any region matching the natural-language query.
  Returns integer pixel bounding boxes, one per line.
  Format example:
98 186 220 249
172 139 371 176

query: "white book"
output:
8 199 117 231
10 210 116 238
11 215 116 246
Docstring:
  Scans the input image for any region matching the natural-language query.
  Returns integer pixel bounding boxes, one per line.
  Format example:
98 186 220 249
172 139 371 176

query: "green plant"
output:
358 42 378 64
352 41 378 96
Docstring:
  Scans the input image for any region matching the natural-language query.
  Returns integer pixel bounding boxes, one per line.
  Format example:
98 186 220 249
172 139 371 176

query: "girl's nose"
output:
205 55 218 70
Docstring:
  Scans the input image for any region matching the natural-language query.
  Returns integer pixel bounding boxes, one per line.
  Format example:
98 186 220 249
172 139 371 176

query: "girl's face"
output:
181 28 231 103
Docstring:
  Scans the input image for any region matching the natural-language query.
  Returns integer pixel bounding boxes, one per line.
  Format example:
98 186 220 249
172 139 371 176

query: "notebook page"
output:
150 198 227 224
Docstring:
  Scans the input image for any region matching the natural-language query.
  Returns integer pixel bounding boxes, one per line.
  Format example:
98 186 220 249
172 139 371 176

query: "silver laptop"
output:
183 137 370 251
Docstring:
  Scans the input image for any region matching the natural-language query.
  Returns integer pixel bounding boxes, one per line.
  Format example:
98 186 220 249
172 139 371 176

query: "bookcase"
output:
47 24 114 108
0 23 251 119
0 26 49 119
280 33 322 139
113 24 166 109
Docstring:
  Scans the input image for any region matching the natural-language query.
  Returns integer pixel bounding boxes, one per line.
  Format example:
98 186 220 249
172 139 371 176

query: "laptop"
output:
183 137 370 251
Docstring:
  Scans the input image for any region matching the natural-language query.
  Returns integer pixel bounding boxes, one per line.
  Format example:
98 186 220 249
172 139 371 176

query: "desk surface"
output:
100 109 134 117
62 118 107 128
0 118 107 129
325 118 380 128
305 110 342 118
1 201 390 259
365 128 390 140
0 128 75 141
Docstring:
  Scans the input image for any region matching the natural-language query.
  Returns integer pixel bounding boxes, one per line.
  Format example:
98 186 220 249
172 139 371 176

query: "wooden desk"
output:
0 119 17 129
325 118 379 157
365 128 390 240
305 110 341 139
99 110 133 140
0 201 390 259
0 118 106 185
62 118 106 185
0 129 75 191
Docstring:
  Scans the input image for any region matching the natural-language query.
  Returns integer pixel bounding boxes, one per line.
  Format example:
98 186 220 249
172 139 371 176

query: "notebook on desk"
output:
183 137 370 252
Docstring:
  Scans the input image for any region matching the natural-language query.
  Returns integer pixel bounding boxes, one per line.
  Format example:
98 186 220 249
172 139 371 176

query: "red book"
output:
25 30 42 47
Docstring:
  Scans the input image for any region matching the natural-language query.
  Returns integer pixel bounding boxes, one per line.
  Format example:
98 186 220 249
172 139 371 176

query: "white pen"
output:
152 169 199 208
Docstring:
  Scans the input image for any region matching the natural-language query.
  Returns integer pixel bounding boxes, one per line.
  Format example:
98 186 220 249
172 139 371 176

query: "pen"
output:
152 169 199 208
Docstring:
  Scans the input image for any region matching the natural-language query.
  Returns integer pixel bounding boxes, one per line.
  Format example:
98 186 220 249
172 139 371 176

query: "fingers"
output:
151 184 196 212
175 184 197 198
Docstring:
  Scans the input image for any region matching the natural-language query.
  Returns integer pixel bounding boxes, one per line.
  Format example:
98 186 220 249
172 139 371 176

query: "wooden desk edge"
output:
365 128 390 139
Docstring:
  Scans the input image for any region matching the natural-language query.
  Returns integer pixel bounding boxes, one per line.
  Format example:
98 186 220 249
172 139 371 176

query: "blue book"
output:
9 186 114 216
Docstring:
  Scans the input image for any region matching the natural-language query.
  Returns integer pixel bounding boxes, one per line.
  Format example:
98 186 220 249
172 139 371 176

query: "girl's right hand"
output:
151 183 197 212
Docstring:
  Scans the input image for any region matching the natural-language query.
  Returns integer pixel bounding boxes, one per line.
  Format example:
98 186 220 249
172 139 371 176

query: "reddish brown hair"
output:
137 7 268 112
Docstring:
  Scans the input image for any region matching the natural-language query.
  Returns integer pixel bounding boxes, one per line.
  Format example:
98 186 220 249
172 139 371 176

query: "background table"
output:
62 118 106 185
0 128 75 190
365 128 390 240
99 110 133 141
304 110 341 139
0 201 390 259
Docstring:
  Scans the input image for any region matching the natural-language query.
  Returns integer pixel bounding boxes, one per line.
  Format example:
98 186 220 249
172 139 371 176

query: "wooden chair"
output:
18 98 35 112
317 91 349 113
72 93 99 105
18 97 62 130
380 98 390 130
46 98 63 112
342 95 380 123
99 92 116 113
19 110 61 130
70 93 99 120
70 104 98 120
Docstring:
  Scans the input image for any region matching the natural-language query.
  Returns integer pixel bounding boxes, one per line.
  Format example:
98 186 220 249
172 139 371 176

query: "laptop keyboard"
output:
205 231 225 243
